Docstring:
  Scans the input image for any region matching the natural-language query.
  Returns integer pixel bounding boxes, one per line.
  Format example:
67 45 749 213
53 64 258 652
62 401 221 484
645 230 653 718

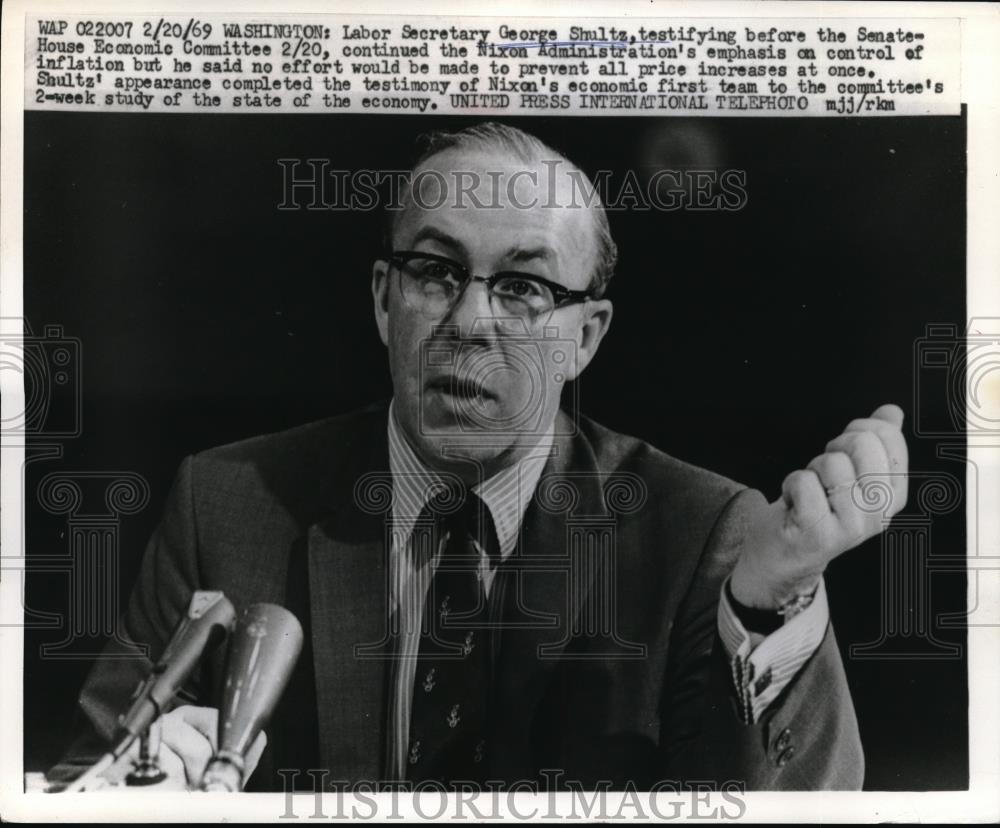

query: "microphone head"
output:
213 603 304 768
158 591 237 669
114 591 236 754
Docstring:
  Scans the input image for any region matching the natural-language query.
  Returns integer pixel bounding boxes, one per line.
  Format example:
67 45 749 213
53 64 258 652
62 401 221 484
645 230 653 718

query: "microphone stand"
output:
125 719 166 786
60 591 236 793
62 718 165 792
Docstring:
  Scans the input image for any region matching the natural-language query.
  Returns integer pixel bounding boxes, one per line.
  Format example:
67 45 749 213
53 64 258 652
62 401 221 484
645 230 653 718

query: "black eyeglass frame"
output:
383 250 596 315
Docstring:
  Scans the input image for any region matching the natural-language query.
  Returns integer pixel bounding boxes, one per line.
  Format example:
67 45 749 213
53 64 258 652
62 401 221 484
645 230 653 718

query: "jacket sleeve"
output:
46 456 204 785
658 487 865 790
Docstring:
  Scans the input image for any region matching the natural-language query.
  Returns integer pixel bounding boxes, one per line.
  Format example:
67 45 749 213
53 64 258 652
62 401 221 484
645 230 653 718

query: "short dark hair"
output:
384 122 617 298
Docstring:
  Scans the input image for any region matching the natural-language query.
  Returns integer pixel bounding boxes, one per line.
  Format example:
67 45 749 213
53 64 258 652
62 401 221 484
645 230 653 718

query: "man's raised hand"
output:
730 404 908 610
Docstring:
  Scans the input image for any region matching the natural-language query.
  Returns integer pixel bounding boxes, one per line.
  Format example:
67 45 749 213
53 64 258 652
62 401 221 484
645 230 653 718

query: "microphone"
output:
200 603 304 792
62 591 236 792
114 591 237 750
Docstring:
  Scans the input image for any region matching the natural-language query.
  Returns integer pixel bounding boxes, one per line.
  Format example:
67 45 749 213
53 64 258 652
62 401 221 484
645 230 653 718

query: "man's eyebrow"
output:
410 227 468 258
503 245 556 264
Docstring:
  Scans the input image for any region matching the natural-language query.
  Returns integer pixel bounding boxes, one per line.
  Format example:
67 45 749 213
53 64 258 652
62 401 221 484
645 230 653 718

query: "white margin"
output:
1 0 998 823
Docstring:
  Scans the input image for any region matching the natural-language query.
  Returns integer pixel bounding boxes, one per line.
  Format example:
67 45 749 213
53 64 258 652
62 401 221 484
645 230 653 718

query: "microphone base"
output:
125 760 168 787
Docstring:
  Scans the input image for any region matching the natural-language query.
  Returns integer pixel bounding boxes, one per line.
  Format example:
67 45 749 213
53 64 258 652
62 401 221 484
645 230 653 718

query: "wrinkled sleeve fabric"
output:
658 488 864 790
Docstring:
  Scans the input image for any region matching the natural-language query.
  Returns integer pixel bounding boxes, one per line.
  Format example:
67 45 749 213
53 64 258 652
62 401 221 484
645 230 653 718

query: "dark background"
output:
23 111 967 790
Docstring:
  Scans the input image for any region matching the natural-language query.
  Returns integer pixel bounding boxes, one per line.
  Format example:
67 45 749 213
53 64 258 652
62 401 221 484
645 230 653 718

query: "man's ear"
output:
372 260 390 347
566 299 613 381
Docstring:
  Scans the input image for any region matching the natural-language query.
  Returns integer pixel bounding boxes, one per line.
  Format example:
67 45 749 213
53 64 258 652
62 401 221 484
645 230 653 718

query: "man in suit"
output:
55 122 908 792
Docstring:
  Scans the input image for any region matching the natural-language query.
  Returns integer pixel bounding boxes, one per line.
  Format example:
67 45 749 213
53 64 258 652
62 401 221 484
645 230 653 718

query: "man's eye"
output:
416 261 458 281
495 275 546 299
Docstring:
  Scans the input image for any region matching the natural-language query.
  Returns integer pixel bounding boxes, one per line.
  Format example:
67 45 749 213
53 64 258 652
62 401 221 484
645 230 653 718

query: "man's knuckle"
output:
860 429 884 449
847 431 880 460
806 454 828 472
786 468 815 490
827 432 857 454
829 450 854 471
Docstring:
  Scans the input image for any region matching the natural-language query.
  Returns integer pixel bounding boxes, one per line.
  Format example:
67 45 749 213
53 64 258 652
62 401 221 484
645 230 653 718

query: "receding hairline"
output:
392 148 605 258
384 123 617 298
408 146 602 208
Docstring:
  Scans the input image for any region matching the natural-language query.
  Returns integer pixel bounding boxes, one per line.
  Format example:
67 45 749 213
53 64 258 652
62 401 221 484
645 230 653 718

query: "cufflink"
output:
725 579 818 632
777 587 818 623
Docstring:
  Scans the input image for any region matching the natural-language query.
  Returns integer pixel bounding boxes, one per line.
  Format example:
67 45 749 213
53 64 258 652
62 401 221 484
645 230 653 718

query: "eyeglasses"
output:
383 250 594 325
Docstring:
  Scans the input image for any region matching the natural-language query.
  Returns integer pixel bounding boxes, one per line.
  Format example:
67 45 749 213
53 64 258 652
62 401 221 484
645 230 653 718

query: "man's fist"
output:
730 404 908 610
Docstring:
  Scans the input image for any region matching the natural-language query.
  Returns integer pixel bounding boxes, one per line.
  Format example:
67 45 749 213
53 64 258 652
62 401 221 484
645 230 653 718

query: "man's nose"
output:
444 278 499 340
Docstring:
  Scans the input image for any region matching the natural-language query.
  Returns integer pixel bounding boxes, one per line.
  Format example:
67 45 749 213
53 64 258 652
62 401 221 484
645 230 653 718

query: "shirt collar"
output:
386 399 554 561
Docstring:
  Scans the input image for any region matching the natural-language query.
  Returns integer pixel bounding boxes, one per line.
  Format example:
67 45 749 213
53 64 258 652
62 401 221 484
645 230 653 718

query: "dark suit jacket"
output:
54 403 864 791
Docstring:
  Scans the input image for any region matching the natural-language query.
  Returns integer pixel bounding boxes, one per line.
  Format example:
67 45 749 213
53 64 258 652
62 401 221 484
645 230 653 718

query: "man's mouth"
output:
427 375 497 402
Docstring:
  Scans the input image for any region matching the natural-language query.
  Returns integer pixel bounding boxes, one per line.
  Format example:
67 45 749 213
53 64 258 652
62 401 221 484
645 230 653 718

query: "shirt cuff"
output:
717 575 830 724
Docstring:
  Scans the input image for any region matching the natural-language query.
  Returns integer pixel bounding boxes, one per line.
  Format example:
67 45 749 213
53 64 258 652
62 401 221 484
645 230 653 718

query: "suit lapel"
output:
308 520 392 782
515 414 608 656
489 415 608 772
306 408 394 782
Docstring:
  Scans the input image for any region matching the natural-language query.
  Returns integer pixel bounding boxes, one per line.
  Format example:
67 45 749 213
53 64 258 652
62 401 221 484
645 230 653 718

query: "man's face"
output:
372 147 613 478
